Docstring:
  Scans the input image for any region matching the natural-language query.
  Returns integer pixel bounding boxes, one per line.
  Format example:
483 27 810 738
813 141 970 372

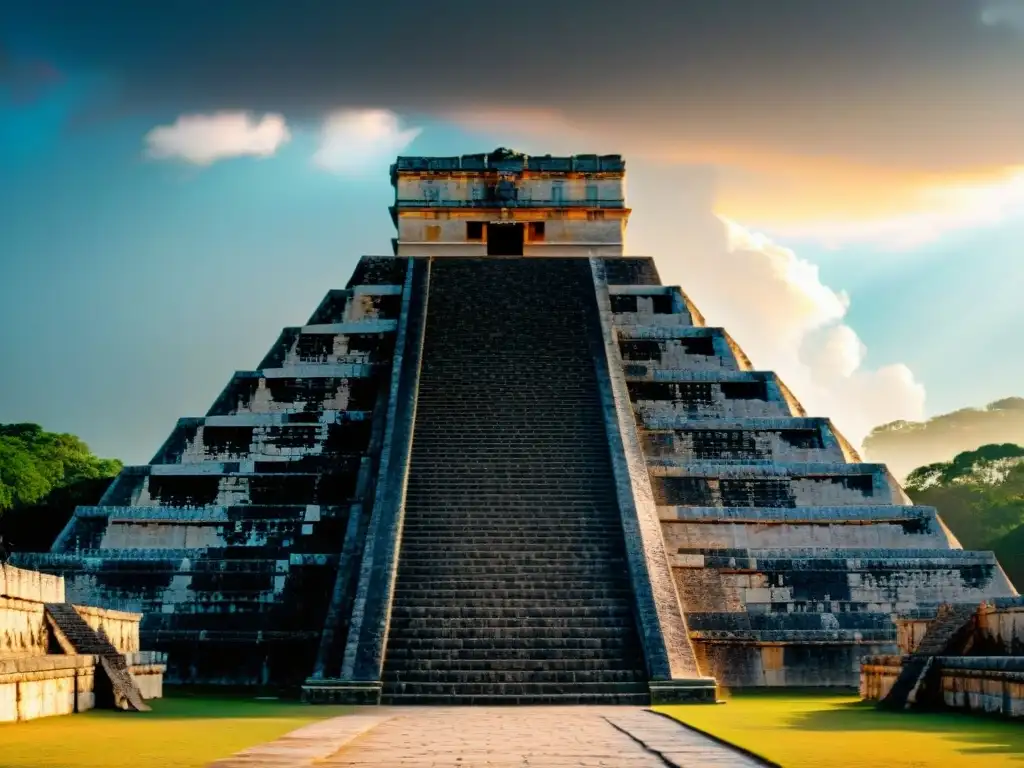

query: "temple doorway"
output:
487 223 524 256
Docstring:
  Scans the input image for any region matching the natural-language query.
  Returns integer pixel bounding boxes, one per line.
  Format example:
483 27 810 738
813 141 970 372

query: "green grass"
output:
657 691 1024 768
0 694 353 768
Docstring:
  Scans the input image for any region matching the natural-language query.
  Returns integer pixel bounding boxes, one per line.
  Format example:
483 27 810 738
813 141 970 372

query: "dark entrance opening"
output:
486 223 524 256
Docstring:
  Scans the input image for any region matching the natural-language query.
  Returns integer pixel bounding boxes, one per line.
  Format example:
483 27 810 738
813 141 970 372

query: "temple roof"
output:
391 148 625 178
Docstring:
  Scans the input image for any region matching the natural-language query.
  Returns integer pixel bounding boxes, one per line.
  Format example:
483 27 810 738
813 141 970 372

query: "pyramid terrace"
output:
14 148 1015 705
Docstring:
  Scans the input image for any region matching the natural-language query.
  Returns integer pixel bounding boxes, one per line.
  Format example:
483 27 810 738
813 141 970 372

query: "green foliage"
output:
905 443 1024 490
0 423 122 513
0 424 123 549
904 442 1024 586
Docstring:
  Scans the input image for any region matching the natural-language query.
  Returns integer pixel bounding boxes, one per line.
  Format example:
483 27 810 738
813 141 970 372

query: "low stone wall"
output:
0 564 165 722
939 658 1024 717
127 651 166 699
859 653 901 701
0 655 97 723
701 641 891 688
861 654 1024 718
0 596 47 657
73 605 142 654
976 598 1024 654
0 565 66 657
0 564 65 603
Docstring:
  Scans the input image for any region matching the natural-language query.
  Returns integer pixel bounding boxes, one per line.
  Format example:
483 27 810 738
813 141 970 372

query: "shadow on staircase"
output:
44 603 150 712
879 603 980 711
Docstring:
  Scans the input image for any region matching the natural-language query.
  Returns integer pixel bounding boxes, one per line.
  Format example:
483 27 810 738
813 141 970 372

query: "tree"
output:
904 442 1024 586
0 423 122 550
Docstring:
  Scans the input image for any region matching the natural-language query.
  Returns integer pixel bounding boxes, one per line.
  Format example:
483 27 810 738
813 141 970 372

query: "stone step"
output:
390 604 633 618
381 669 647 684
400 538 624 547
389 593 630 606
386 626 635 641
389 617 637 631
385 643 638 663
393 578 631 591
380 681 649 697
397 552 626 564
381 655 644 671
381 259 649 699
378 692 651 705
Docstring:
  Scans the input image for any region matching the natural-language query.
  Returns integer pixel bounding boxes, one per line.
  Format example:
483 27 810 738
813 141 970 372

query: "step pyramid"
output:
13 150 1015 701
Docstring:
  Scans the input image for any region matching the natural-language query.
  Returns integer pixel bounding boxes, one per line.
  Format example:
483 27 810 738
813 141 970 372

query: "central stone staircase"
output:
380 258 650 704
45 603 150 711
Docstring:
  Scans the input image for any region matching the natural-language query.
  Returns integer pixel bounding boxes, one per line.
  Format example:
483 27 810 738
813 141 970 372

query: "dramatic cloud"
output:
144 112 291 166
757 166 1024 249
981 1 1024 32
639 182 926 449
10 2 1024 230
312 109 421 175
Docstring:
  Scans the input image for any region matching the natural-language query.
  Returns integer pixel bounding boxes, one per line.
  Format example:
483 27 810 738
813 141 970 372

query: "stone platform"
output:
861 597 1024 717
11 149 1017 700
0 564 164 722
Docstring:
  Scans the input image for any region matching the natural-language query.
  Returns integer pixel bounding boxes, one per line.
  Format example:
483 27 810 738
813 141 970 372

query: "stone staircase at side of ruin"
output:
44 603 150 712
380 258 651 705
878 603 980 710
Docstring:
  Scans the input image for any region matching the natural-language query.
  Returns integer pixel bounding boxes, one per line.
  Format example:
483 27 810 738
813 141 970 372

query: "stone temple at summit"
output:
16 148 1016 704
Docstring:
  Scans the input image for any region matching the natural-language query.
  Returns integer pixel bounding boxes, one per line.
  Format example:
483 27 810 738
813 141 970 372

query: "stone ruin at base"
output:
0 564 165 722
13 149 1017 706
861 597 1024 717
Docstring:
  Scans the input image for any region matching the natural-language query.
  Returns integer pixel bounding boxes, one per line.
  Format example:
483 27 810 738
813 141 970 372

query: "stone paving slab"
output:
208 707 765 768
207 713 392 768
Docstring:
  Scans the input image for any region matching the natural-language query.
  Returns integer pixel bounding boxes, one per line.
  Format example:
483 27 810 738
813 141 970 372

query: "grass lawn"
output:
658 690 1024 768
0 693 353 768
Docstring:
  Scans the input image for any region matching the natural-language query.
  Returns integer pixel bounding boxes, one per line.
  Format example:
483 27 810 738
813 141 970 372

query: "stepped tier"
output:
16 257 412 687
14 250 1015 699
598 260 1016 688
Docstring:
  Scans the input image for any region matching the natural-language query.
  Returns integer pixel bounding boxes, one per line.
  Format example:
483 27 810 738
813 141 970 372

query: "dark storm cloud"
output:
4 0 1024 172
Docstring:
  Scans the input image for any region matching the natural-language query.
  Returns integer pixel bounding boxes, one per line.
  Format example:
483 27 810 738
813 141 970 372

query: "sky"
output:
1 0 1023 465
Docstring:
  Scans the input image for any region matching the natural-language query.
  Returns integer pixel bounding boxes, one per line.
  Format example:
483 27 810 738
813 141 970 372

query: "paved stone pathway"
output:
210 707 765 768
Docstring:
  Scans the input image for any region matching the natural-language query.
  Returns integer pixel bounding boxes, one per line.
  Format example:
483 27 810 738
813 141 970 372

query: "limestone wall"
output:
648 463 903 507
676 551 1008 618
0 565 65 603
939 658 1024 717
861 655 1024 718
395 217 624 250
627 371 797 422
859 654 901 700
701 642 889 688
661 507 956 551
72 605 141 653
395 174 624 204
0 566 64 658
976 598 1024 654
600 258 1016 689
0 655 97 723
127 652 166 699
0 597 47 656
